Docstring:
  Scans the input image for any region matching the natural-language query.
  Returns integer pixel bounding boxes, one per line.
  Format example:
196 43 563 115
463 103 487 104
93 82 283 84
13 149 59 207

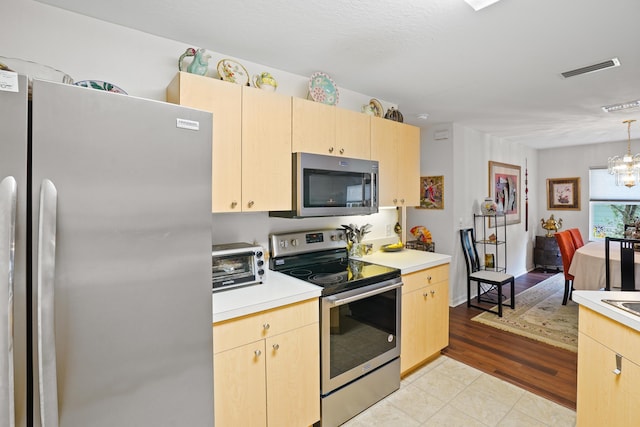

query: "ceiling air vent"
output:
561 58 620 78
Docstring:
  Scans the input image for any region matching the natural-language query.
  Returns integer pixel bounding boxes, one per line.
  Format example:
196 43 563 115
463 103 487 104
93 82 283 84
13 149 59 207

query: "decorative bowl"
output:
0 56 73 97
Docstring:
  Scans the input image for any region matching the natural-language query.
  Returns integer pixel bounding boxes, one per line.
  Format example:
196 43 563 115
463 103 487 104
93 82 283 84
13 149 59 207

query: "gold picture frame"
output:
488 161 521 225
418 175 444 209
547 177 580 210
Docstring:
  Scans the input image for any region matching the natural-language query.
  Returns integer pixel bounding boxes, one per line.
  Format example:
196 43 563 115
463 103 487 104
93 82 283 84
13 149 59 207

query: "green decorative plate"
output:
74 80 127 94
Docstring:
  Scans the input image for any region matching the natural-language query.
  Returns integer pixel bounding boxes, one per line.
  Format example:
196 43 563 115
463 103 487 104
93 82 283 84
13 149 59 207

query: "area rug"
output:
471 273 578 352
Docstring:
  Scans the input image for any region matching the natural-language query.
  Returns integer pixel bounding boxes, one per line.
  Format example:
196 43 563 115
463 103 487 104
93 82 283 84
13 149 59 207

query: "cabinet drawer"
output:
536 236 559 250
402 264 449 294
213 299 319 353
579 306 640 365
534 249 561 266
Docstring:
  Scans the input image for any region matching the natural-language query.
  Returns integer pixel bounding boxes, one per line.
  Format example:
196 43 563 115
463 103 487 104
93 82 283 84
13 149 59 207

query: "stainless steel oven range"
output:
270 229 402 427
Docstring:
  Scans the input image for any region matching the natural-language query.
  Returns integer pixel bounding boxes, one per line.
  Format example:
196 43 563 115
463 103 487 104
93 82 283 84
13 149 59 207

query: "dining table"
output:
568 240 640 290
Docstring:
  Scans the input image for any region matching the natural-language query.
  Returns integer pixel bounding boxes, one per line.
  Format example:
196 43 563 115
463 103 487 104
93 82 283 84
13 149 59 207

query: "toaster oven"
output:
211 243 265 292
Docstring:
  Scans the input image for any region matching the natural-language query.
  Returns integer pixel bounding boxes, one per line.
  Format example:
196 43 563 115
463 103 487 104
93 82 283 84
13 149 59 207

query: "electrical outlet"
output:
386 224 393 236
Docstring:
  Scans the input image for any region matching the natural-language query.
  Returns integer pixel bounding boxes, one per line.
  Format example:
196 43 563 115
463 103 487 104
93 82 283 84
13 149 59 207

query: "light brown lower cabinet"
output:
577 306 640 426
212 299 320 427
400 264 449 375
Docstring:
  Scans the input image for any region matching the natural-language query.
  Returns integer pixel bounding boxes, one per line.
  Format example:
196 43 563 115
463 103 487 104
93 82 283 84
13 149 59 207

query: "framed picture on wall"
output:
418 175 444 209
488 161 521 225
547 177 580 210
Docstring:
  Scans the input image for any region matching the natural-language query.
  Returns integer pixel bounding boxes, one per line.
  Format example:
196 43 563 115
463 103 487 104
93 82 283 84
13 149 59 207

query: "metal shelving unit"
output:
473 213 507 273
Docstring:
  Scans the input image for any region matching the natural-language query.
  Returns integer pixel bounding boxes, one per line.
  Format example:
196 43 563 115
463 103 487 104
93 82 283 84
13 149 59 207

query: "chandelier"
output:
608 119 640 188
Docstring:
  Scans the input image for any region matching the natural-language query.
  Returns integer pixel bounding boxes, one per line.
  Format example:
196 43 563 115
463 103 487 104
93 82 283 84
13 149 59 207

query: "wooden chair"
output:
605 237 640 291
567 228 584 249
554 231 575 305
459 228 515 317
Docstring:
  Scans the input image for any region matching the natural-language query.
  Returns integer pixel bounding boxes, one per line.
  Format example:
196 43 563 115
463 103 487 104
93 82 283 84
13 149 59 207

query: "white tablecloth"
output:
568 241 640 290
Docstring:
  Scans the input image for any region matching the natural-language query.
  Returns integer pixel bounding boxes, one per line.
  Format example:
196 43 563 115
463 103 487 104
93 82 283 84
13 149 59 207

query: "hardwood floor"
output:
442 269 578 410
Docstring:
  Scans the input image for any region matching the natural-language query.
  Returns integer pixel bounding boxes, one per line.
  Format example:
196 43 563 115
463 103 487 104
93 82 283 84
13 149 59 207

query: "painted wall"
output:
409 123 537 306
1 0 398 111
537 137 640 240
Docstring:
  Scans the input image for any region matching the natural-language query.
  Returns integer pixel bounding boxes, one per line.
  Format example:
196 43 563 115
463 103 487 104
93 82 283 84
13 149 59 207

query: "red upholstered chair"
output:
555 231 576 305
567 228 585 249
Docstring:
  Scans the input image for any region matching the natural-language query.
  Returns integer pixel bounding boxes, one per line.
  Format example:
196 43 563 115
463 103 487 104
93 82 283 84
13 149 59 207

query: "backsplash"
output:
211 208 400 254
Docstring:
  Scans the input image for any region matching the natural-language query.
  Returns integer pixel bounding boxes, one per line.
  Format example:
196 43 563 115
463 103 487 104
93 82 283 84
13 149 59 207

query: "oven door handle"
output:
327 281 402 307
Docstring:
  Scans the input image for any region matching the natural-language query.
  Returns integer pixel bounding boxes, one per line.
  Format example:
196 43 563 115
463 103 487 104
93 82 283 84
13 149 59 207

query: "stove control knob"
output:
257 260 264 267
280 239 288 248
330 234 338 241
290 239 298 247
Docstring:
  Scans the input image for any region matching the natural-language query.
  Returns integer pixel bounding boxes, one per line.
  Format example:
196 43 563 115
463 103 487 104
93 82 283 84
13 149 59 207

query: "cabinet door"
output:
266 323 320 427
401 267 449 374
577 333 640 427
397 123 420 206
242 87 292 211
423 280 449 357
166 72 242 212
292 98 335 155
336 108 371 159
214 340 267 427
370 117 399 206
401 287 430 373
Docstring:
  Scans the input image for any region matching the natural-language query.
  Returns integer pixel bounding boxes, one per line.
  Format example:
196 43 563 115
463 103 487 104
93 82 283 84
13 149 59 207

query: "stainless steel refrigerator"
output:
0 76 214 426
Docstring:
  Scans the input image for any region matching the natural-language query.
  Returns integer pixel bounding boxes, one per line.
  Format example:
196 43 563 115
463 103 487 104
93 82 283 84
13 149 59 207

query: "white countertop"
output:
213 249 451 323
212 269 321 323
356 249 451 274
573 290 640 332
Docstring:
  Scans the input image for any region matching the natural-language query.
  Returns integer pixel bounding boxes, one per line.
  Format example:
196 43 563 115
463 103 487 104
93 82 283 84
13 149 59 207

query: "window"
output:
589 168 640 240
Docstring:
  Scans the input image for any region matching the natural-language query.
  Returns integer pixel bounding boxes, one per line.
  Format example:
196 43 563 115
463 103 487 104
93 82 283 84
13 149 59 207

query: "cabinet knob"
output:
393 198 398 204
247 200 255 208
231 201 238 208
272 343 280 351
431 290 436 296
427 275 432 282
254 350 262 357
423 292 428 297
400 198 405 204
339 148 345 154
263 323 270 330
329 147 334 153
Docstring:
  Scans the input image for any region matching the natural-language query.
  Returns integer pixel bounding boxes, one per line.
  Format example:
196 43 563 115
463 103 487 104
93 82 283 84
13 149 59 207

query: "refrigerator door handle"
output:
37 179 59 427
1 176 17 427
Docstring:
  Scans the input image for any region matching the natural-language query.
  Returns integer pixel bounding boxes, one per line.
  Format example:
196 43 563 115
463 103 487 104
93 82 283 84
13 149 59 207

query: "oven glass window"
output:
303 169 372 208
328 288 397 379
211 253 256 286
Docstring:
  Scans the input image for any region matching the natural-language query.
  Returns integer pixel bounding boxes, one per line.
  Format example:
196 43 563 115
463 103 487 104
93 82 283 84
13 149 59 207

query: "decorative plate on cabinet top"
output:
308 71 339 106
217 59 249 86
74 80 127 94
369 99 384 117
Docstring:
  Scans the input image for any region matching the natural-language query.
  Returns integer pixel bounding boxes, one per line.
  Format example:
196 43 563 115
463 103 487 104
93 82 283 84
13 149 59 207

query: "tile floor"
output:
342 355 576 427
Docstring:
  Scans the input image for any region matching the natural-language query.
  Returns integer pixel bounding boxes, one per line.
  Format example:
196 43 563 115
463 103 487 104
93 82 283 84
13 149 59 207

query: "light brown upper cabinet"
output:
292 98 370 159
167 72 242 212
370 117 420 207
167 72 292 212
241 86 292 212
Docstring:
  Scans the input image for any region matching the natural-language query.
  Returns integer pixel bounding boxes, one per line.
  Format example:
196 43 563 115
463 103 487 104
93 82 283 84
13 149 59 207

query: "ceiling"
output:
37 0 640 149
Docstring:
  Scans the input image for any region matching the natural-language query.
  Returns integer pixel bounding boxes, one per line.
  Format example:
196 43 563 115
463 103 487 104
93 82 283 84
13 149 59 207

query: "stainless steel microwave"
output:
270 152 379 218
